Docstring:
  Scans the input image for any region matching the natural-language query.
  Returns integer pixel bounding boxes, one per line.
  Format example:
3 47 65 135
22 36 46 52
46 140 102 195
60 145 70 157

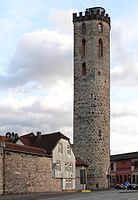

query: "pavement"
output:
0 191 77 200
1 189 138 200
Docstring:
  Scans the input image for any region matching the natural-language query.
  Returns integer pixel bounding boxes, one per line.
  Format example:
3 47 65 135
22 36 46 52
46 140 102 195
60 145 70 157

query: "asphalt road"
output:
1 190 138 200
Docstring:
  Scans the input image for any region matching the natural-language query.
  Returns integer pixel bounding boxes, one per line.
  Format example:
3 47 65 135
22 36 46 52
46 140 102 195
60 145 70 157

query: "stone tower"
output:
73 7 110 189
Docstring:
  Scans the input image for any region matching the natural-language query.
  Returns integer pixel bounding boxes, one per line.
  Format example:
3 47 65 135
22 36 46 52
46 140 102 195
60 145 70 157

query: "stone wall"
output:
4 150 61 194
73 7 110 189
0 148 3 195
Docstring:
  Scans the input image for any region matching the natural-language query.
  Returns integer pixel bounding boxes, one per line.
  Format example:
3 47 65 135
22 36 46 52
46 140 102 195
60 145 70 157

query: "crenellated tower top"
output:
73 7 110 26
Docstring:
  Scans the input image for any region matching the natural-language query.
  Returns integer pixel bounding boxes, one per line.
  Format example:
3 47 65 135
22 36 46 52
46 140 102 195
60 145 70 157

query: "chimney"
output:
36 132 41 142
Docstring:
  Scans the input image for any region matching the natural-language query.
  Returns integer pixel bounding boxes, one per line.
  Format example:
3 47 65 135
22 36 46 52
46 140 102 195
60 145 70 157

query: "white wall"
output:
52 138 76 190
76 166 87 191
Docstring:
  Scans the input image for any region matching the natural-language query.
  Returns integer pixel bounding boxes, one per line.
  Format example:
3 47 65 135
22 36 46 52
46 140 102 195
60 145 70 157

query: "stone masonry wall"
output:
4 150 61 194
73 7 110 189
0 148 3 195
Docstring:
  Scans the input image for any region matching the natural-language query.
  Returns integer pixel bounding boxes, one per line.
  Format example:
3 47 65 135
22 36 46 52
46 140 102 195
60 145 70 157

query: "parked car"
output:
127 184 136 190
123 181 137 190
115 184 124 189
115 183 138 190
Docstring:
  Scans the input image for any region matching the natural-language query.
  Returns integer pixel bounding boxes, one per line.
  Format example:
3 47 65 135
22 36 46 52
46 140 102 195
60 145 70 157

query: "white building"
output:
52 137 75 190
17 131 76 191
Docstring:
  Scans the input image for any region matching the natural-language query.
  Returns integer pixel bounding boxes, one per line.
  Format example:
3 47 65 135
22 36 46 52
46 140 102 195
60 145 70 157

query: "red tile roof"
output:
0 135 9 142
76 158 88 167
4 142 51 157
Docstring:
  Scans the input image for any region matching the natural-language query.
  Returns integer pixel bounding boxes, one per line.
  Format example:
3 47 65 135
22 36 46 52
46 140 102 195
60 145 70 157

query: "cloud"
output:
0 90 73 139
1 2 138 153
0 21 73 139
111 29 138 88
111 7 138 89
111 132 138 155
110 8 138 154
0 28 72 90
48 8 77 34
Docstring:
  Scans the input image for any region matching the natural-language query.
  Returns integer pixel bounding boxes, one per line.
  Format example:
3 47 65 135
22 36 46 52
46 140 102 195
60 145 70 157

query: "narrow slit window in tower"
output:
81 62 86 76
82 38 86 57
98 23 103 32
98 38 103 57
99 130 102 138
82 23 86 34
98 71 101 75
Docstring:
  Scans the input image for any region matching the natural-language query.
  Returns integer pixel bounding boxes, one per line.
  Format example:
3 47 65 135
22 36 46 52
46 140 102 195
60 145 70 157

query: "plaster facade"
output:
76 166 87 191
52 138 76 191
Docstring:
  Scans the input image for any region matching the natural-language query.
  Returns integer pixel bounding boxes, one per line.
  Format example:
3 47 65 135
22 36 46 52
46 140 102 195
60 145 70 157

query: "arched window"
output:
81 62 86 76
98 23 103 32
82 23 86 34
82 38 86 57
120 175 122 183
98 38 103 57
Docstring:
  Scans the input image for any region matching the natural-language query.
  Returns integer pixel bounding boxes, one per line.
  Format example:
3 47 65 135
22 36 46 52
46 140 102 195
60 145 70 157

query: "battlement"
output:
73 7 110 26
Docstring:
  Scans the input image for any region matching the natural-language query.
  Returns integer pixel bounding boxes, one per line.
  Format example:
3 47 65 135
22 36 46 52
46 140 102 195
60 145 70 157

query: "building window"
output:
124 175 127 182
116 176 119 183
128 175 131 183
112 176 115 183
65 179 73 188
111 163 114 171
56 160 61 171
82 23 86 34
67 145 71 155
65 179 68 188
98 23 103 32
137 175 138 184
82 38 86 57
120 175 122 183
58 142 63 153
69 163 73 172
81 62 86 76
133 175 136 183
68 179 73 188
98 38 103 57
135 160 138 168
65 162 68 172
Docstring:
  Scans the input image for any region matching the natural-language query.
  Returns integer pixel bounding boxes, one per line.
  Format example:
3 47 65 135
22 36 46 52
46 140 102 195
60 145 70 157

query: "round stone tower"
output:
73 7 110 189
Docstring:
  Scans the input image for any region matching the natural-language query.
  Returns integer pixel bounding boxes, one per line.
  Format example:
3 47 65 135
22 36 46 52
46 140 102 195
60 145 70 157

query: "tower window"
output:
82 23 86 34
98 71 101 75
82 38 86 57
98 23 103 32
91 94 95 99
98 38 103 57
99 130 102 138
81 62 86 76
